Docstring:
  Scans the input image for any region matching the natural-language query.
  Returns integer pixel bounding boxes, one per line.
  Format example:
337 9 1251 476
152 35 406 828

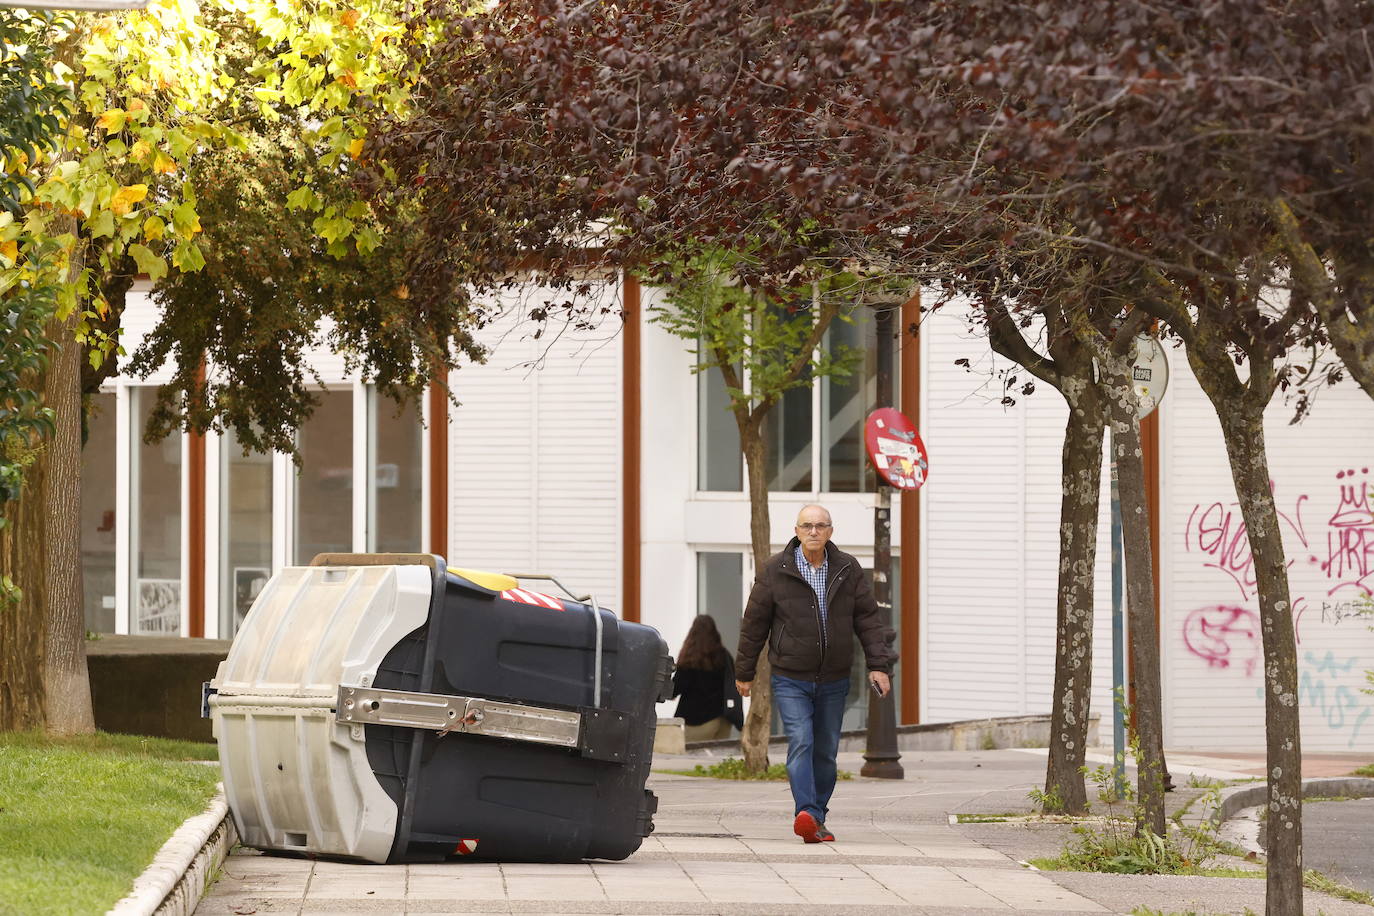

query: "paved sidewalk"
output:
197 748 1374 916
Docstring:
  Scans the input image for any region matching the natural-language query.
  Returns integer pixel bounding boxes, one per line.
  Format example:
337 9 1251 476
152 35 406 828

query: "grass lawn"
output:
0 731 220 916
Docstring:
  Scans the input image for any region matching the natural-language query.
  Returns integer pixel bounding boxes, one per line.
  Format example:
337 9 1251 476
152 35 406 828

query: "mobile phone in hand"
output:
869 679 883 697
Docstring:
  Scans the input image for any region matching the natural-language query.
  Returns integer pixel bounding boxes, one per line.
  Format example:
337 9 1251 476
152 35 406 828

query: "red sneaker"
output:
793 811 822 844
816 823 836 842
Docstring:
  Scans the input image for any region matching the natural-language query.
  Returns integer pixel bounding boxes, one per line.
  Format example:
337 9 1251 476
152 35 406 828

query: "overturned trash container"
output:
206 553 673 864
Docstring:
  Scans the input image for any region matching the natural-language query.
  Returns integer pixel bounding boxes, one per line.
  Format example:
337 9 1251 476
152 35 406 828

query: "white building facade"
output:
84 280 1374 752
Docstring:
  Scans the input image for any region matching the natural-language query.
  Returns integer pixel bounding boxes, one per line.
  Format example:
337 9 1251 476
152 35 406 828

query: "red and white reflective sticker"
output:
453 838 479 855
500 587 565 611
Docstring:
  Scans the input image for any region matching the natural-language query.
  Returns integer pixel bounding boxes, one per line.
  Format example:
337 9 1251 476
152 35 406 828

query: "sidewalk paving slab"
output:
194 748 1374 916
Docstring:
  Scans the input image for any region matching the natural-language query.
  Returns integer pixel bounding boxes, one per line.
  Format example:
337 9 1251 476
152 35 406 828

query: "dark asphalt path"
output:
1303 796 1374 895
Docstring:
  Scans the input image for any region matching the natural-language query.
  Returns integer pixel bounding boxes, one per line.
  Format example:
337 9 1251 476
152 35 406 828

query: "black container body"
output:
366 570 671 863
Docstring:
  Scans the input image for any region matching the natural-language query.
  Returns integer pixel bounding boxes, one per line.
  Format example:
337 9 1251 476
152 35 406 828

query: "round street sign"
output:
1132 334 1170 419
864 407 929 490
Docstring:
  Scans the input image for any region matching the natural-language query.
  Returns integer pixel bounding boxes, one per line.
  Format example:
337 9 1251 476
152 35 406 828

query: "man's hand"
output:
736 680 751 697
869 671 891 698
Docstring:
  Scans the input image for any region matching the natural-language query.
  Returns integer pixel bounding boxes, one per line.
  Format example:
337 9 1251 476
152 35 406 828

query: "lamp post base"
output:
860 754 905 779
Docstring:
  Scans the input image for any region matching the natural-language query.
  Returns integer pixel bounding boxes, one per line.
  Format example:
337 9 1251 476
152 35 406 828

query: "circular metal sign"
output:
864 407 929 490
1132 334 1170 419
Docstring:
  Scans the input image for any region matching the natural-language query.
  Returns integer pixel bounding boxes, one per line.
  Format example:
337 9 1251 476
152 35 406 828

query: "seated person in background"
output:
671 614 743 742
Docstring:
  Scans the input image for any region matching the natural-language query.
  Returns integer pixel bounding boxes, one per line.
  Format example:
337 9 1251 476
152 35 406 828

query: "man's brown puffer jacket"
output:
735 538 897 684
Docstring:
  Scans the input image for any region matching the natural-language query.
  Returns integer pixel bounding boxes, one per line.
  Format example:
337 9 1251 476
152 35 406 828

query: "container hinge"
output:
201 682 217 719
578 707 631 763
336 685 585 751
655 655 675 703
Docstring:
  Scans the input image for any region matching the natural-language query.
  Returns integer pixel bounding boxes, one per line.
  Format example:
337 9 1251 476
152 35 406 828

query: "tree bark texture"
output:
739 415 773 773
1100 358 1167 837
1187 337 1302 916
1043 382 1105 815
37 310 95 735
0 457 47 731
985 303 1110 817
1218 410 1303 916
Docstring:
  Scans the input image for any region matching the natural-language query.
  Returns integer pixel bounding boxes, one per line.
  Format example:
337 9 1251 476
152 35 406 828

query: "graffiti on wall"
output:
1320 468 1374 596
1181 605 1261 677
1182 469 1373 747
1183 485 1308 601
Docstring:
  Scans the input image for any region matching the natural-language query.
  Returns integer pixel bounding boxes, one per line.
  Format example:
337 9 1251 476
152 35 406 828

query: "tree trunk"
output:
0 456 48 731
1106 402 1166 837
36 308 95 735
1043 386 1105 815
1216 408 1303 916
739 418 773 772
1187 330 1303 915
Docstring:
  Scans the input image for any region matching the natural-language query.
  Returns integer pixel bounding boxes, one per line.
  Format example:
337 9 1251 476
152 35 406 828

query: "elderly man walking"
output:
734 504 897 843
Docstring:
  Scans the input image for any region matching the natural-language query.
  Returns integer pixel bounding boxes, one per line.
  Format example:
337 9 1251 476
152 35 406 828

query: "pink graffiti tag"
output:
1320 468 1374 597
1185 485 1306 601
1182 605 1262 677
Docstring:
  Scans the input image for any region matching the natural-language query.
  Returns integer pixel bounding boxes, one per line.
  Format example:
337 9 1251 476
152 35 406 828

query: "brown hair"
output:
676 614 729 671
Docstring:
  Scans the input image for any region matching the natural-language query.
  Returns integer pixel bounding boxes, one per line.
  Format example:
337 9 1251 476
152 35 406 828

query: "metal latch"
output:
337 685 584 749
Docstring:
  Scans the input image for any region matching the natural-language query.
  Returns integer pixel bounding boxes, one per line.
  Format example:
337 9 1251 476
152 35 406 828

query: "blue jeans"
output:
771 673 850 823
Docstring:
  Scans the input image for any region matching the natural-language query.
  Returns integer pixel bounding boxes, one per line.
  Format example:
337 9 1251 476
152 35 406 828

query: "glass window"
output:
81 392 118 634
763 379 813 491
221 428 273 637
130 387 182 635
697 364 742 491
822 308 894 493
294 389 353 564
696 551 744 659
368 391 423 553
759 300 816 492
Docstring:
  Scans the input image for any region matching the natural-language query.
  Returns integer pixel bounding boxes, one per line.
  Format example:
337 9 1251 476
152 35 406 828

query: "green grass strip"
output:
658 756 852 781
0 731 220 916
1303 868 1374 907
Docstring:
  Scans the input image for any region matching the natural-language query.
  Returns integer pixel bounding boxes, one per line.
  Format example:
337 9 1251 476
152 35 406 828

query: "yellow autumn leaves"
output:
110 185 148 217
96 106 178 174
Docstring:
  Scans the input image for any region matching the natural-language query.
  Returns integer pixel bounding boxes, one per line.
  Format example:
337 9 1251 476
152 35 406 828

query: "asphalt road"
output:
1303 796 1374 895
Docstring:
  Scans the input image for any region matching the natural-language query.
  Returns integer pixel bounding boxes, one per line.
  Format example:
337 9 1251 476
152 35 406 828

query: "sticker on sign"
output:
864 407 929 490
1132 334 1169 419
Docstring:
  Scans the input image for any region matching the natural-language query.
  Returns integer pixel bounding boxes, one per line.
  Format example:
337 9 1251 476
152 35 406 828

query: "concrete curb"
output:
108 786 236 916
1211 776 1374 827
1204 776 1374 859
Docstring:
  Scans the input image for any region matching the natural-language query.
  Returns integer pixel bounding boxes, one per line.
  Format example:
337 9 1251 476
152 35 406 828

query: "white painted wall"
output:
1159 343 1374 751
638 284 698 657
918 302 1116 737
446 280 623 611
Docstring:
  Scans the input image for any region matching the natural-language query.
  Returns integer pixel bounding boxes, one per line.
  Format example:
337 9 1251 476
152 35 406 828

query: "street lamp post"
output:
861 304 904 779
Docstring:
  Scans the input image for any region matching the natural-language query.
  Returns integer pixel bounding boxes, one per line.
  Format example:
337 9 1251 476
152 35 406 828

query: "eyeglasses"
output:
797 522 832 532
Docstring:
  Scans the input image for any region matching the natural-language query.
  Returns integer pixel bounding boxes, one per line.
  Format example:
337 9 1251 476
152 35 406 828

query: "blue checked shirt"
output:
794 544 829 645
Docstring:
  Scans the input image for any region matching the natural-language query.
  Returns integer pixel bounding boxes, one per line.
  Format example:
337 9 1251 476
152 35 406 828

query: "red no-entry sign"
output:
864 407 928 490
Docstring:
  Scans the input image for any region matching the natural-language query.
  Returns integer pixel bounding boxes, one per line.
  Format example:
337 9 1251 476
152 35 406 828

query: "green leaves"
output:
127 243 167 281
649 247 862 420
312 210 355 244
170 239 205 272
86 208 115 239
285 186 322 211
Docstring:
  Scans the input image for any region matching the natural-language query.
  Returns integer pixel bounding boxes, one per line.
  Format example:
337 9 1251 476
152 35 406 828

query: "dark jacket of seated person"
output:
671 615 743 742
